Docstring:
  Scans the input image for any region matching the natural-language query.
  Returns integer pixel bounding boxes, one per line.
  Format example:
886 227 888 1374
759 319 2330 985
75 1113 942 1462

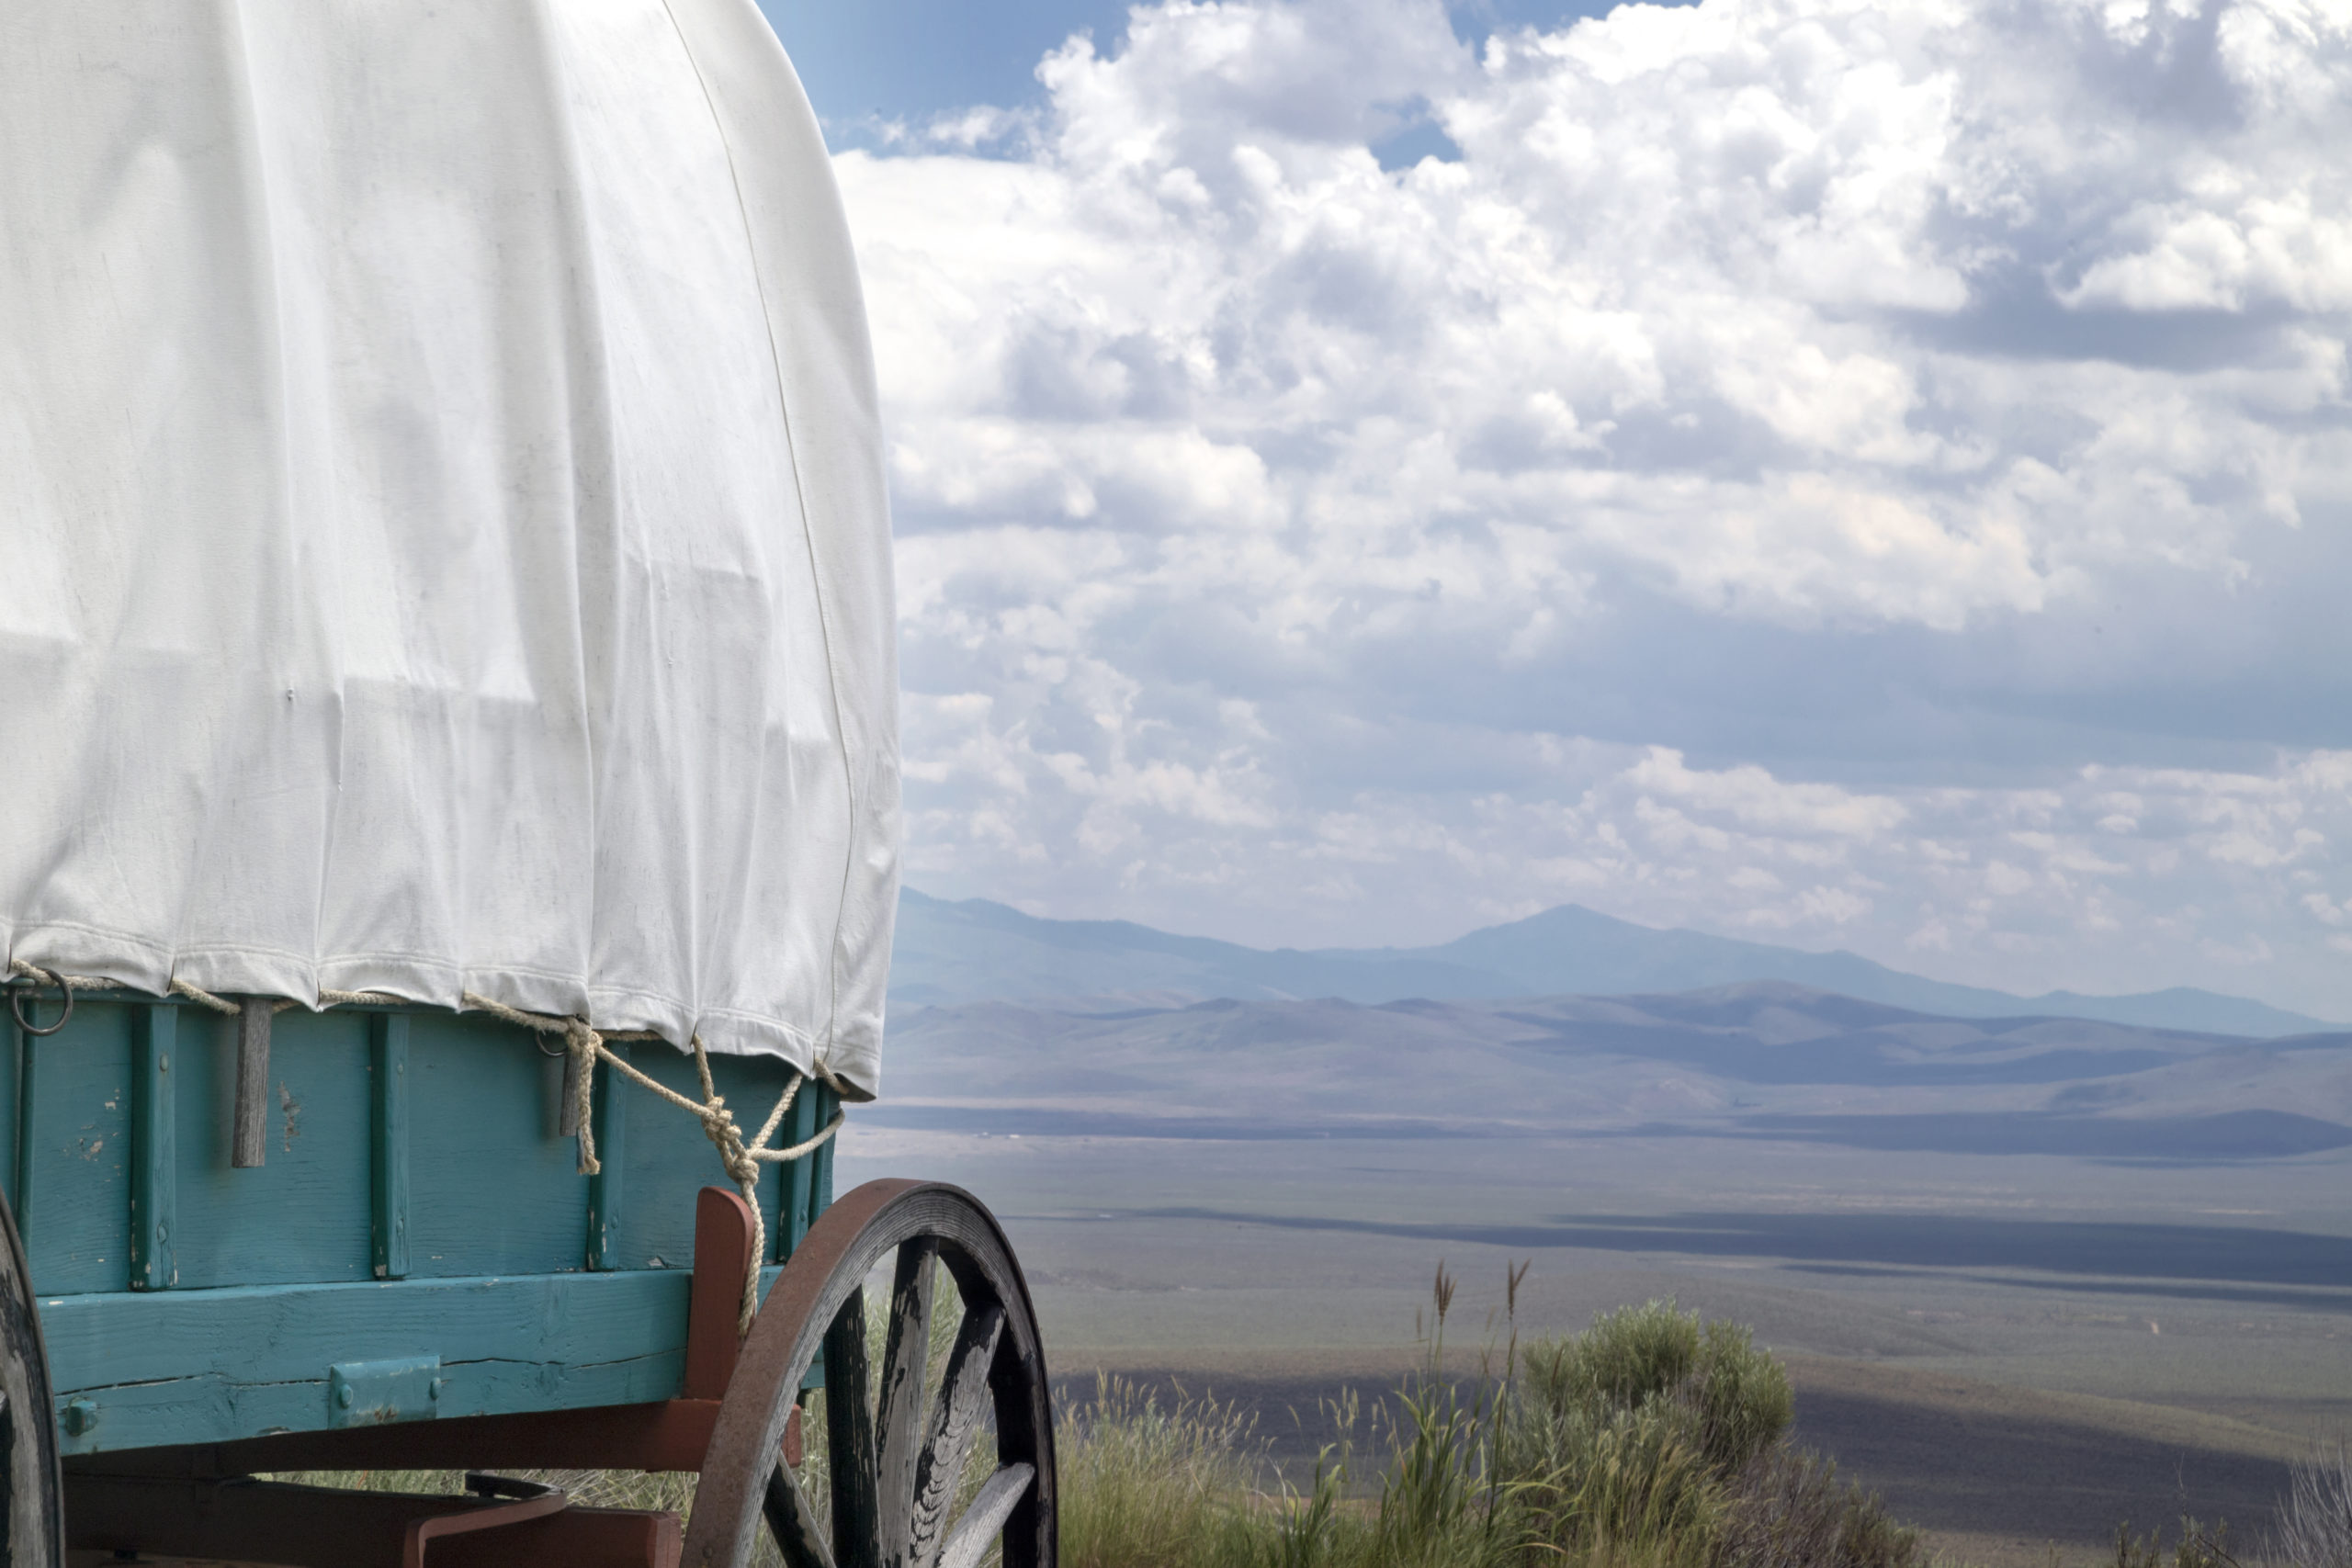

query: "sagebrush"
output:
1052 1277 1917 1568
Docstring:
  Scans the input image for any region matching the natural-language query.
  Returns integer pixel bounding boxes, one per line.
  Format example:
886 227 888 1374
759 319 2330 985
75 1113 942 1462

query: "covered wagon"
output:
0 5 1054 1564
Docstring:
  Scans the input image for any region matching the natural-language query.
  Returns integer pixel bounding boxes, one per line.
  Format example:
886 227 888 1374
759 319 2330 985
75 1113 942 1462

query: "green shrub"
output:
1512 1403 1724 1566
1520 1300 1792 1482
1509 1299 1862 1568
1690 1317 1797 1477
1523 1299 1702 1421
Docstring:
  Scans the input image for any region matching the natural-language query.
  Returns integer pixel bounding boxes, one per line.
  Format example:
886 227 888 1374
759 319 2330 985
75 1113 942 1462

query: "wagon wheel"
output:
684 1179 1057 1568
0 1188 63 1565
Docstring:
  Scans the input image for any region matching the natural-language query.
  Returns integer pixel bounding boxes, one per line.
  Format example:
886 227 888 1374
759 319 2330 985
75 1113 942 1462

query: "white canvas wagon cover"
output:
0 2 899 1096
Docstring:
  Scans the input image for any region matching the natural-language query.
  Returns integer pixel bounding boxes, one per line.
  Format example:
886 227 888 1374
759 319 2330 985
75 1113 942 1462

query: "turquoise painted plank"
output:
40 1264 784 1454
130 1007 175 1291
586 1045 628 1269
608 1046 789 1272
369 1015 410 1280
45 1269 684 1389
170 1008 372 1289
403 1012 589 1278
801 1097 831 1382
780 1077 817 1261
812 1084 838 1220
50 1353 688 1456
20 1007 132 1295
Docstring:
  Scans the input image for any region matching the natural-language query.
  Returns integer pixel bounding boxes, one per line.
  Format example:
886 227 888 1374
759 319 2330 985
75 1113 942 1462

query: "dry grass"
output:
1056 1374 1263 1568
2270 1446 2352 1568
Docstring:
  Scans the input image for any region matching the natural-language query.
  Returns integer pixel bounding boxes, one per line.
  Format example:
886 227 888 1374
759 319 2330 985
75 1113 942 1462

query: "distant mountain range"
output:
891 889 2339 1038
868 982 2352 1160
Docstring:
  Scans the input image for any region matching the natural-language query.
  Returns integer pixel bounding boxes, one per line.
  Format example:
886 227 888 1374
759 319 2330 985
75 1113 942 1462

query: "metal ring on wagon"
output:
10 967 74 1037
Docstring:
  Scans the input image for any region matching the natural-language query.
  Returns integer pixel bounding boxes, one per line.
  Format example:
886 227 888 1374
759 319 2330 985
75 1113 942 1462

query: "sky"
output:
757 0 2352 1019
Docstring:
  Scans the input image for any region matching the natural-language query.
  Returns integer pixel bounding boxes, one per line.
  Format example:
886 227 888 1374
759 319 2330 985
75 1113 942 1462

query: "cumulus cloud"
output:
836 0 2352 1013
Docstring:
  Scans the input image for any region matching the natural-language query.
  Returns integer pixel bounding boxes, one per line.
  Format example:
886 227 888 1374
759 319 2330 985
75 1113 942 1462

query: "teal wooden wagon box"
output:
12 995 836 1455
0 987 1057 1568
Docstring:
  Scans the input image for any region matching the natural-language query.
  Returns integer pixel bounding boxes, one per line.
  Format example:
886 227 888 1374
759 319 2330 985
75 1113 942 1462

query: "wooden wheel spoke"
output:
876 1239 940 1567
822 1286 882 1568
763 1455 841 1568
909 1300 1004 1568
936 1463 1035 1568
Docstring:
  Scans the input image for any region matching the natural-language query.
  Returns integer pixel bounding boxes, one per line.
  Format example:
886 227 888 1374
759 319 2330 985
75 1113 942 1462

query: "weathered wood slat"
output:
130 1006 176 1291
404 1011 601 1279
782 1077 819 1259
19 1014 132 1294
823 1286 881 1568
38 1264 781 1455
53 1355 683 1458
587 1045 629 1269
936 1464 1035 1568
170 1009 371 1291
875 1241 937 1568
368 1014 409 1280
40 1267 749 1388
232 998 271 1168
909 1301 1003 1568
582 1041 786 1273
811 1083 838 1219
763 1456 841 1568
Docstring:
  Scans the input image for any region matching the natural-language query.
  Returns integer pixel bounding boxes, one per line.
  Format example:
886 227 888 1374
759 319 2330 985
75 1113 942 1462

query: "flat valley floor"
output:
837 1126 2352 1568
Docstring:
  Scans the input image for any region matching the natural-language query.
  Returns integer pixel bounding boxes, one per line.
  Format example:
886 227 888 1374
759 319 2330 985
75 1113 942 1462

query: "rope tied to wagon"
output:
458 991 845 1332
